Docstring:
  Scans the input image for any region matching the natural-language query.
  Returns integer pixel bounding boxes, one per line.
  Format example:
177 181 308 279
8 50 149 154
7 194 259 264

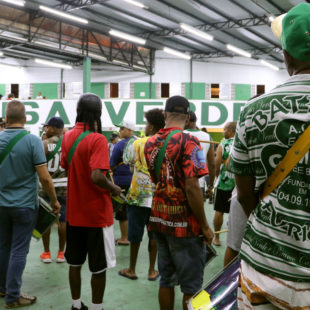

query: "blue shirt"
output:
0 128 46 209
110 137 132 186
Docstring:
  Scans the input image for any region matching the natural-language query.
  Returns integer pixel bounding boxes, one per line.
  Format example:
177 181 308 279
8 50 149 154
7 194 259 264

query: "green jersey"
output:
217 138 235 191
229 74 310 282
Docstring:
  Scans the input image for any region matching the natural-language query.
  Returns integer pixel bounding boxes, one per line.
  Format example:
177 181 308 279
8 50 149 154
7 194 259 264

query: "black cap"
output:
77 93 102 114
45 116 64 129
189 111 197 122
165 95 189 114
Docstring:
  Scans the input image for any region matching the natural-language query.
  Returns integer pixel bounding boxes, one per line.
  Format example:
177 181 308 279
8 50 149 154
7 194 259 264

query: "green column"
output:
83 57 91 93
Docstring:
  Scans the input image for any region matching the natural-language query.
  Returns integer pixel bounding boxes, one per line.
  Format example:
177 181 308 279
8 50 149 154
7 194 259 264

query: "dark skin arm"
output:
235 175 258 218
214 144 223 177
205 144 215 198
185 177 214 244
91 169 122 196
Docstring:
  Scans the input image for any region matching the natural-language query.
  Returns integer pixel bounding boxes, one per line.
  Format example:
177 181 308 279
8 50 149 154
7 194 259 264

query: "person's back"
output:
61 124 113 227
229 4 310 308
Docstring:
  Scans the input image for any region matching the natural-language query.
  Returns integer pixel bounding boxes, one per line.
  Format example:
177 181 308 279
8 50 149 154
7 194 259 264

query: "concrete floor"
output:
0 202 228 310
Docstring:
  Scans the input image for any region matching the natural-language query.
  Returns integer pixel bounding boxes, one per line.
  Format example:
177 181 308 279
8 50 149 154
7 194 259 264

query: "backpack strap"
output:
46 136 63 162
262 124 310 199
67 130 92 165
155 130 181 181
0 130 29 165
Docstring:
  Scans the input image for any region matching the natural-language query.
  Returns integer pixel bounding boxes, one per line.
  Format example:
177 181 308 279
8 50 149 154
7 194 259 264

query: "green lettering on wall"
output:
189 102 196 112
233 103 245 121
201 102 228 126
104 101 130 124
45 101 70 124
136 102 163 124
25 102 39 125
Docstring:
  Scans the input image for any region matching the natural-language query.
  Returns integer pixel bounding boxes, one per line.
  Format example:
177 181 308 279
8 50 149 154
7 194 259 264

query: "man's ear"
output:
163 111 167 120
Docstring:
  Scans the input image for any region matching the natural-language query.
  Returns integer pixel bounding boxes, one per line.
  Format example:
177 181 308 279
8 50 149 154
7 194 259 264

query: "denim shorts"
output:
127 205 153 243
154 232 206 295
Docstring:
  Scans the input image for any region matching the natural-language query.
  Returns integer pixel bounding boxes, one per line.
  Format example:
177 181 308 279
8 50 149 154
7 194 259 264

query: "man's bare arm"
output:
214 144 223 177
235 175 258 218
91 169 122 196
185 177 214 244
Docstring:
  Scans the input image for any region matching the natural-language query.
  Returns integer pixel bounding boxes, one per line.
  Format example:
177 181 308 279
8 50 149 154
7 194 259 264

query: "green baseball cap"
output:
280 3 310 61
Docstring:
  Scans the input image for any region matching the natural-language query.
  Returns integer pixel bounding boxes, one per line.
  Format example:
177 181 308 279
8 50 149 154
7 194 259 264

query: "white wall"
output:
0 52 289 98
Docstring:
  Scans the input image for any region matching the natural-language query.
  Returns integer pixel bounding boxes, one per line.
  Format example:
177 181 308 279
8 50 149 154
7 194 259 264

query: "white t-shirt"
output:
184 129 211 187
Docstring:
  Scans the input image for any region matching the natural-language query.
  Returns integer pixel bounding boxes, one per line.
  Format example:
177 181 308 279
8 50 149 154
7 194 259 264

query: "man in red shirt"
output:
61 93 121 310
144 96 214 310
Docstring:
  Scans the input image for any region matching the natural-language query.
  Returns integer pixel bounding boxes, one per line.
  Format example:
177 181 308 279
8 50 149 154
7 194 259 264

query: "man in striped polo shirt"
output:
229 3 310 308
40 116 67 264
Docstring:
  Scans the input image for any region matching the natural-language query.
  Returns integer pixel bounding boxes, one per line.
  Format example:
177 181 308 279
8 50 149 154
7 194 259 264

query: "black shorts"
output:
214 188 233 213
65 223 116 273
113 185 130 221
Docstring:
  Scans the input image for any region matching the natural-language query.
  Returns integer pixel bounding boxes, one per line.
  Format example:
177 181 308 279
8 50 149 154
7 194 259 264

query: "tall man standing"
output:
40 116 67 263
0 100 60 308
229 4 310 308
213 121 236 246
61 93 121 310
144 96 214 310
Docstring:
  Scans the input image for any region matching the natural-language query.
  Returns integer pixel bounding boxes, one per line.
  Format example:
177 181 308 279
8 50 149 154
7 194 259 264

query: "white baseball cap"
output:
113 119 135 131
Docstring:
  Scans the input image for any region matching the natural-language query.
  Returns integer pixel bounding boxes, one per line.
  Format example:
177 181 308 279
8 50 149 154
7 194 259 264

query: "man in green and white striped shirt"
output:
229 3 310 309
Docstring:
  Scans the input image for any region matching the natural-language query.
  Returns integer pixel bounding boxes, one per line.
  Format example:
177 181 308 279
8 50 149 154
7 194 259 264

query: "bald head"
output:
223 121 237 139
5 100 26 126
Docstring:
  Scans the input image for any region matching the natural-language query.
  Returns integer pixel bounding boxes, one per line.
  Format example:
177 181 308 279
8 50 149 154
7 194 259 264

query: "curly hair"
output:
145 108 165 133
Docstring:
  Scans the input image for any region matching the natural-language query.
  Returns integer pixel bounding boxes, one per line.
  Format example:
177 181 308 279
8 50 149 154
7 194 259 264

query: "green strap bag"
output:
154 130 181 181
67 130 92 165
0 130 29 165
46 136 63 162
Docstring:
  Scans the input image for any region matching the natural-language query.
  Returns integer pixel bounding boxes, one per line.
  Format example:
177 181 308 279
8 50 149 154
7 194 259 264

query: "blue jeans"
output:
0 207 37 303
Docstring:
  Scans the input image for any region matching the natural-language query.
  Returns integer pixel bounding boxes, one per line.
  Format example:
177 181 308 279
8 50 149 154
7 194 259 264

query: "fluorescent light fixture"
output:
0 51 3 56
0 63 20 69
123 0 146 9
163 47 191 60
88 52 107 61
112 59 128 66
269 15 275 22
39 5 88 24
109 29 146 45
1 0 24 6
35 58 72 70
180 23 213 41
260 59 279 71
226 44 251 58
133 64 147 71
34 40 59 48
1 34 27 41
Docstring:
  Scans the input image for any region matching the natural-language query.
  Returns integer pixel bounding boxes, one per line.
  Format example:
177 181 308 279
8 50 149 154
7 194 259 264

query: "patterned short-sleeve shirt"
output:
229 74 310 283
144 127 208 237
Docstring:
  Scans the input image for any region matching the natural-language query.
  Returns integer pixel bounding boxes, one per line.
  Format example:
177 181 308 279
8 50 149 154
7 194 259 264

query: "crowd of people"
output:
1 3 310 310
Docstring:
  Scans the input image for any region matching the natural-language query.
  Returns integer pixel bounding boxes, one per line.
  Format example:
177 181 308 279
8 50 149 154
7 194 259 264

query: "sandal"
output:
5 293 37 308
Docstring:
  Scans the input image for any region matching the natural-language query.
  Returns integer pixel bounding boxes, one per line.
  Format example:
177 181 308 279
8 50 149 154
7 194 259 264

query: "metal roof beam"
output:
141 15 269 38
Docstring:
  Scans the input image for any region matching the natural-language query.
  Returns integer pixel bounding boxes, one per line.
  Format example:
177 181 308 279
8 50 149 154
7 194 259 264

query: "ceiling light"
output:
180 23 213 41
268 15 275 22
133 64 147 71
39 5 88 24
163 47 191 60
34 40 59 48
112 59 128 66
0 34 27 41
88 52 107 61
226 44 251 58
0 51 3 56
1 0 24 6
123 0 146 9
109 29 146 45
35 58 72 70
260 59 279 71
